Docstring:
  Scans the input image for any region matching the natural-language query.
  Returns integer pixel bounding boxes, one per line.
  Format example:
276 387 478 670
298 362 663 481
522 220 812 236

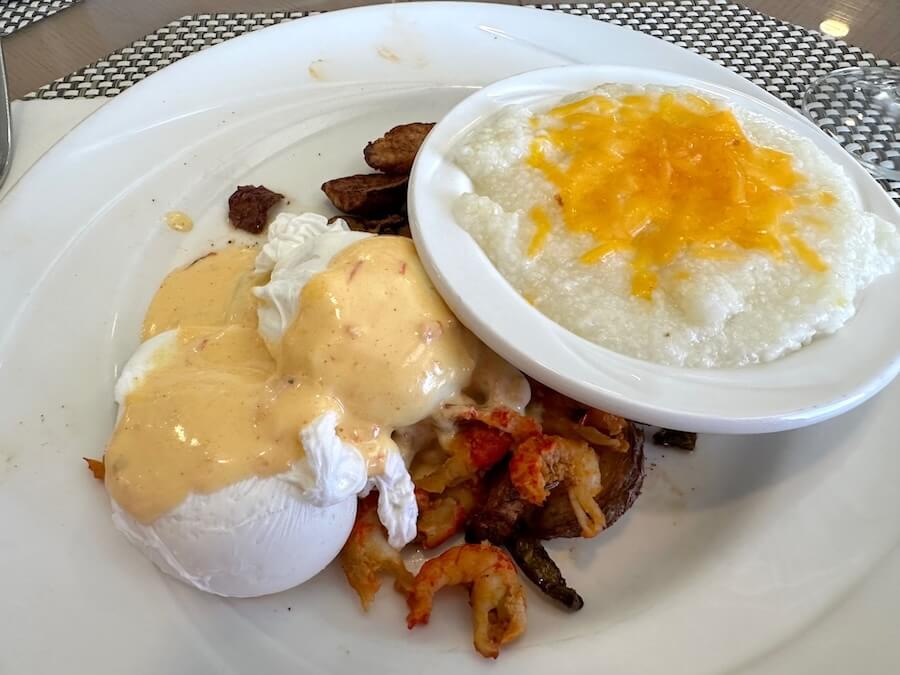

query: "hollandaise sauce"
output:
106 237 476 523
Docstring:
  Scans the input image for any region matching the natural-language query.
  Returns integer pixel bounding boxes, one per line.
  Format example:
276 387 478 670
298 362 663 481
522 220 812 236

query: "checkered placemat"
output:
22 1 900 199
1 0 80 37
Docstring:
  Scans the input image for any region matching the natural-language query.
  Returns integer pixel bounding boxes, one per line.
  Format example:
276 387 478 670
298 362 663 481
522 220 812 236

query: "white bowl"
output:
409 65 900 434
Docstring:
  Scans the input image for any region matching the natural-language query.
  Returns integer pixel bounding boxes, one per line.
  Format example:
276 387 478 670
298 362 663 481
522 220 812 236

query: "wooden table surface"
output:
4 0 899 100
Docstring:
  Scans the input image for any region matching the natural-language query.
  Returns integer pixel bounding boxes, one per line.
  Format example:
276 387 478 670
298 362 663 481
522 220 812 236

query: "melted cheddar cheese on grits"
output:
106 236 477 524
454 84 900 368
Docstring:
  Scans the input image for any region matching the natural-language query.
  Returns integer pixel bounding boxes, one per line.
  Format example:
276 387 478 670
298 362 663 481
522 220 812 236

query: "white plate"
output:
409 65 900 434
0 4 898 674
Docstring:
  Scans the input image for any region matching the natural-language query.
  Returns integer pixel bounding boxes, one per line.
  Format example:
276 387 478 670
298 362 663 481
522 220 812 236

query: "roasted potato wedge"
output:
330 213 410 237
364 123 435 174
321 173 408 216
652 428 697 451
466 460 532 545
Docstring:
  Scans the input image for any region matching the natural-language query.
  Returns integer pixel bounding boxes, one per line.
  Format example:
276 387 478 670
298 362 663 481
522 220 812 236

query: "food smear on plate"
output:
454 84 900 367
308 58 326 81
164 210 193 232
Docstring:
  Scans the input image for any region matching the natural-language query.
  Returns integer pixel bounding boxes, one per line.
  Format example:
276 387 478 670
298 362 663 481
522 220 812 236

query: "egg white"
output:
111 476 356 598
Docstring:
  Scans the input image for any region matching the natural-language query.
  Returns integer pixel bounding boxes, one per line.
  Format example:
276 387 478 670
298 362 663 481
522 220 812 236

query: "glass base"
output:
802 66 900 181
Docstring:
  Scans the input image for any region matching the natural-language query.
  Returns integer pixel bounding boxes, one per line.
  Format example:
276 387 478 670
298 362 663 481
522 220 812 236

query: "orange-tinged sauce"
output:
105 326 290 521
142 246 260 340
527 91 832 298
106 237 477 522
164 211 194 232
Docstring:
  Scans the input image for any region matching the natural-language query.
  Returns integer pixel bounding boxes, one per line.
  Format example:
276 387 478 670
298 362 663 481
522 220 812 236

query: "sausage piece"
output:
228 185 284 234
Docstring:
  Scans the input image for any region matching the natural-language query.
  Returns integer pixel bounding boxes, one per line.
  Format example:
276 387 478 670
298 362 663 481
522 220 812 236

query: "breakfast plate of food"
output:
0 3 898 674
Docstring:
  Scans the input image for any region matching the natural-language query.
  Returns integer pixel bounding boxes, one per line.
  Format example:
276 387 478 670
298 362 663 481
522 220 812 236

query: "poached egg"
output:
105 213 475 596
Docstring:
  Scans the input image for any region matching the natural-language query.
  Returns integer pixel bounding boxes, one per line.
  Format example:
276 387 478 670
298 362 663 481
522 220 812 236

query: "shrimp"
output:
413 423 513 493
83 456 105 480
406 542 527 659
416 481 483 549
509 435 606 538
528 380 629 451
448 404 541 441
340 495 414 610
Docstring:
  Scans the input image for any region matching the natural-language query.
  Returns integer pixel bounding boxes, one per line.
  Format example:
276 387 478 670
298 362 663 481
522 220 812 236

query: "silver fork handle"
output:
0 39 12 191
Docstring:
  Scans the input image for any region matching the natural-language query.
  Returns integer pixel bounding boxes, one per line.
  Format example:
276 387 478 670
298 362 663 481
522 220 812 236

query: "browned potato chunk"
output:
364 122 435 174
321 173 408 216
329 213 410 237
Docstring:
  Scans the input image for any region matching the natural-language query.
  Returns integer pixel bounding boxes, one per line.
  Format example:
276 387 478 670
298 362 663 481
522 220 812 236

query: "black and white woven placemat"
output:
1 0 80 37
22 0 900 199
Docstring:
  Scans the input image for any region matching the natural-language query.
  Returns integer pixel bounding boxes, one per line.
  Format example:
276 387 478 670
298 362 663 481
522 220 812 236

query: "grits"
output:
454 85 900 367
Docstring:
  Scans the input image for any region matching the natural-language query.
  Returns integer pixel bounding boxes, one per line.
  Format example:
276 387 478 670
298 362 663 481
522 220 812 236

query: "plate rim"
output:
0 4 898 673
